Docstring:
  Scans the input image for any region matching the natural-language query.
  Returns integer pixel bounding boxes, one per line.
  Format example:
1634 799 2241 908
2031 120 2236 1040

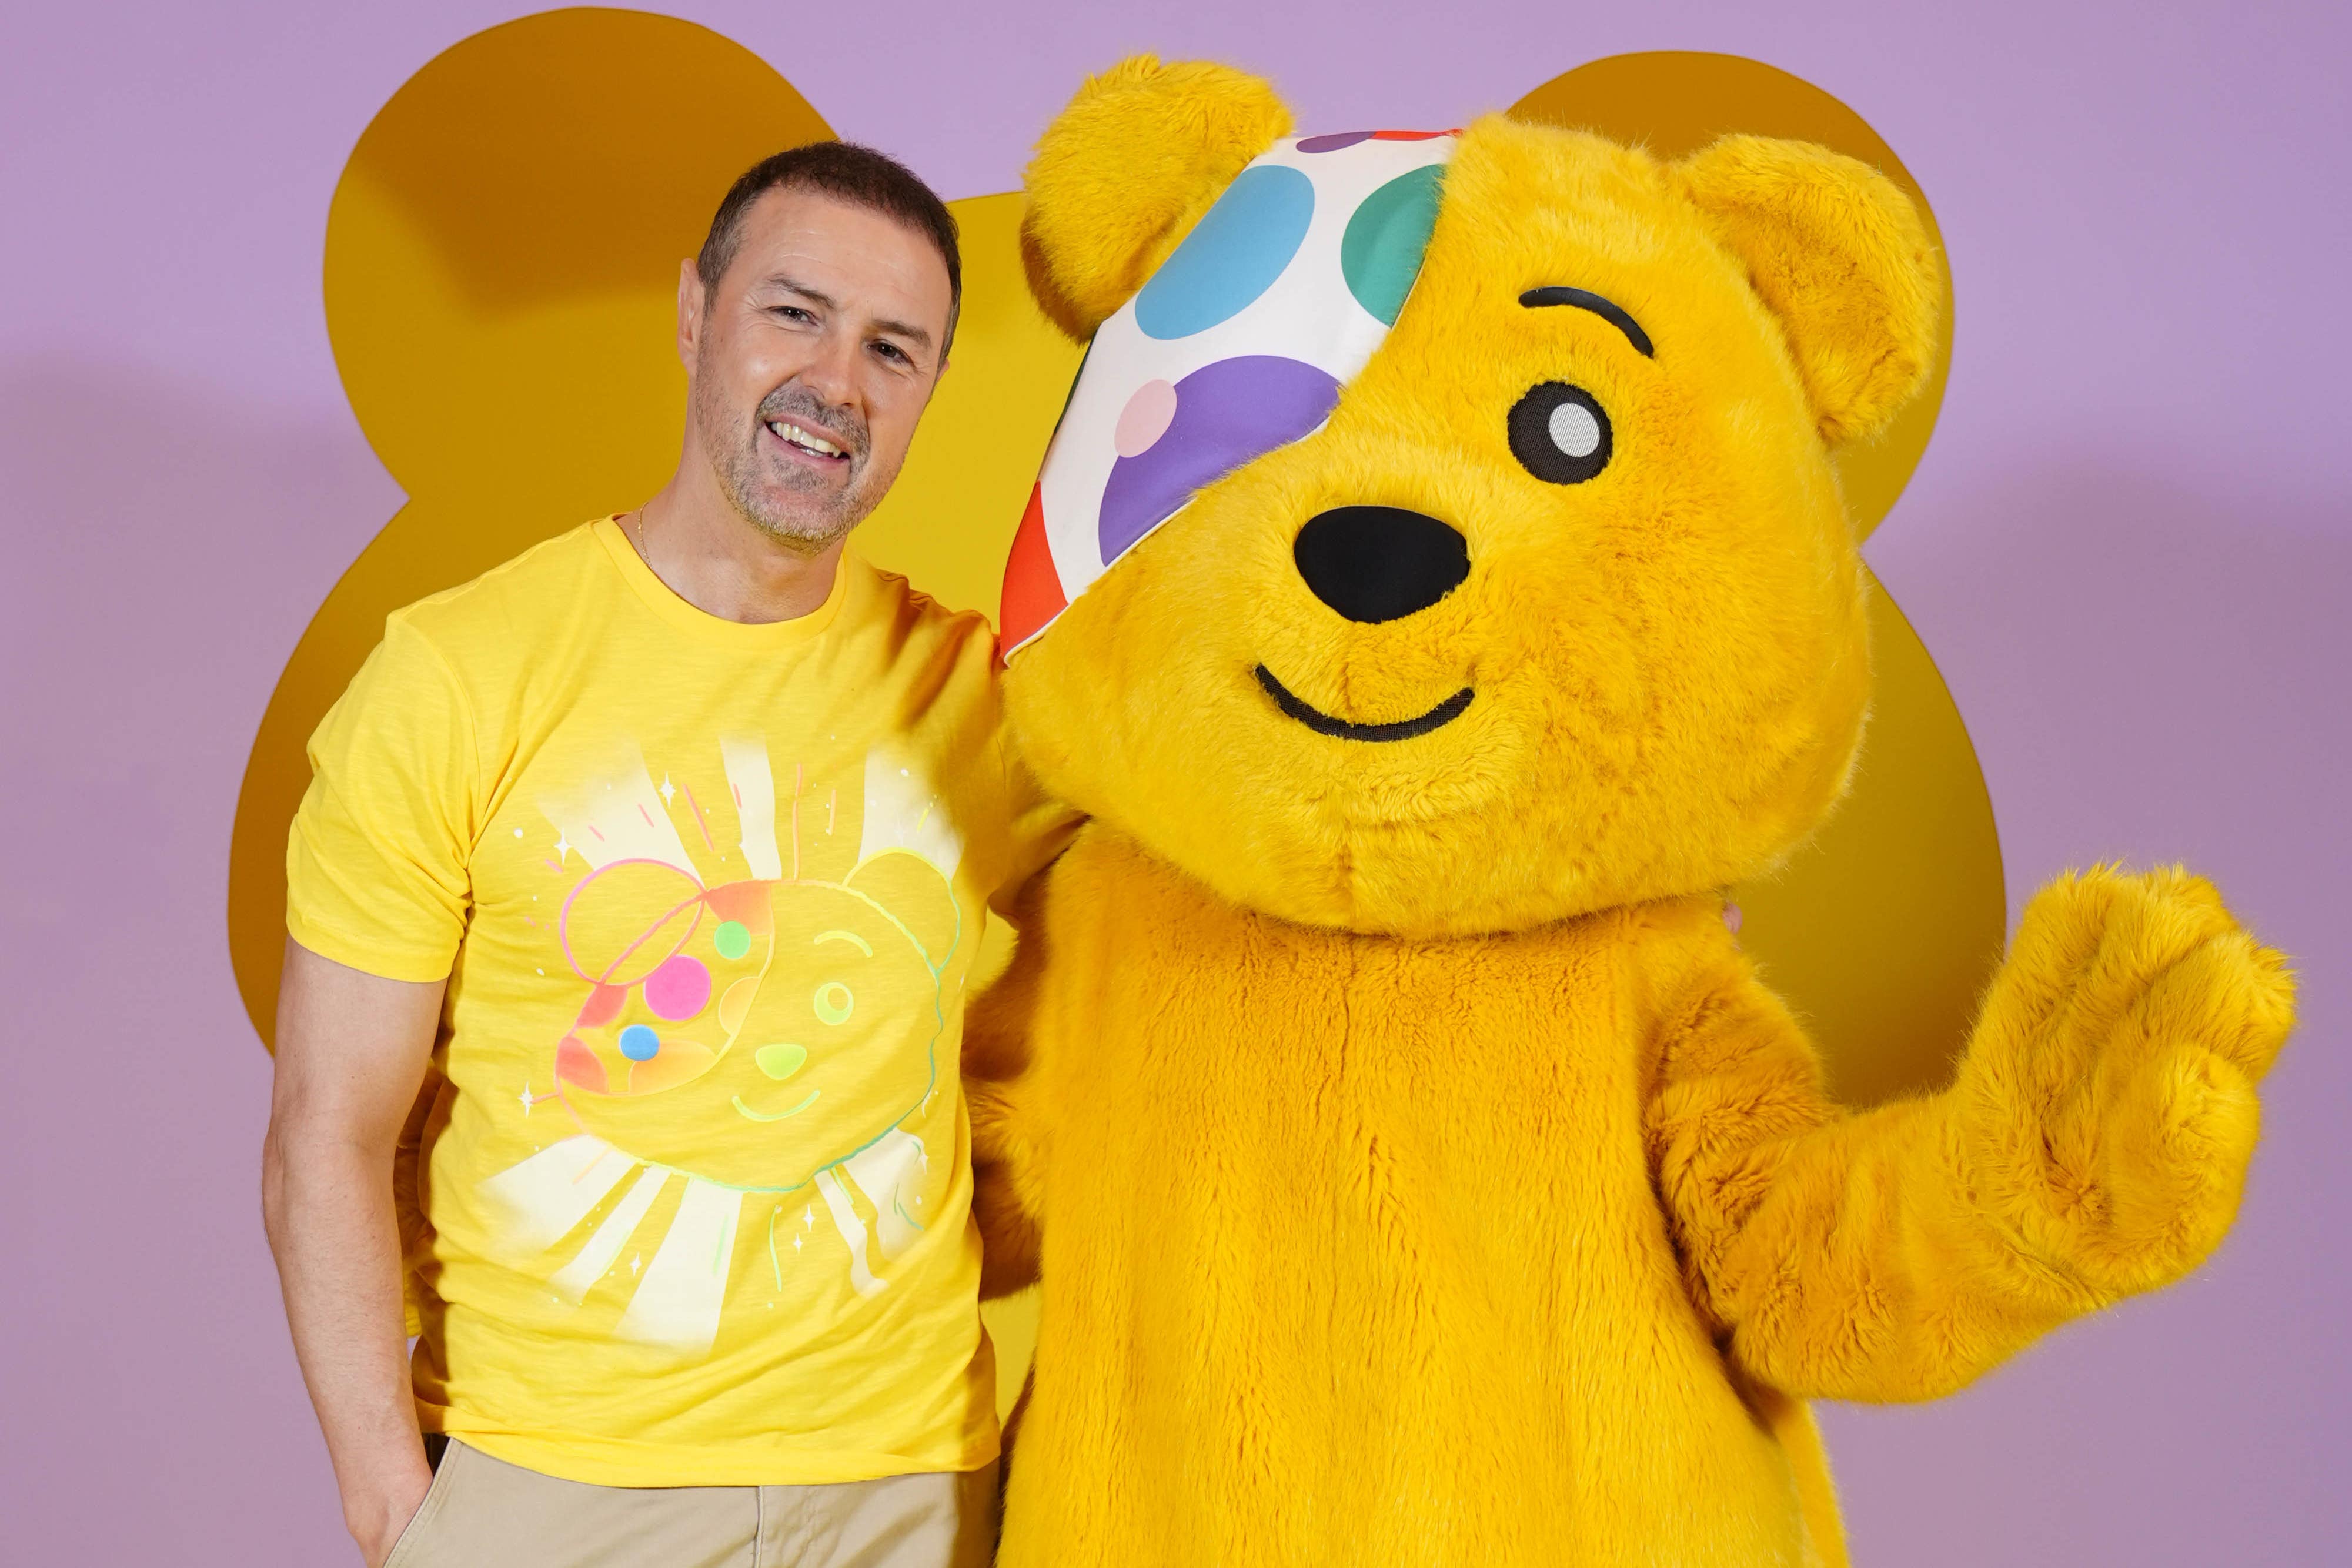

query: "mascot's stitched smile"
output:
1253 664 1474 741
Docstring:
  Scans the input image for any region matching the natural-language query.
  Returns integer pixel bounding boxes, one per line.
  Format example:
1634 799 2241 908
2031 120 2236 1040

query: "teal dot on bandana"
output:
1341 163 1446 326
1135 165 1315 340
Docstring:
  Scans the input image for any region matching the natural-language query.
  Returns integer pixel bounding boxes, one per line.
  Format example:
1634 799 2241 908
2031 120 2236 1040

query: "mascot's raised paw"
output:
1956 866 2296 1300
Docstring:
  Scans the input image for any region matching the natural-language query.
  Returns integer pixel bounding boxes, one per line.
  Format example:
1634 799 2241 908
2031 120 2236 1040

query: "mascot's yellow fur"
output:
968 56 2297 1567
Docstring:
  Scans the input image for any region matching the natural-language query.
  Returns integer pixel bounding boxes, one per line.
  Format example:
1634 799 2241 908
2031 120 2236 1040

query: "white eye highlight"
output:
1508 382 1612 484
1549 400 1602 459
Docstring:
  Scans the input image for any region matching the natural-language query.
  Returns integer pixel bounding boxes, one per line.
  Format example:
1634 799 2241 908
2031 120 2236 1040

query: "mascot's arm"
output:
1646 867 2294 1402
965 871 1059 1299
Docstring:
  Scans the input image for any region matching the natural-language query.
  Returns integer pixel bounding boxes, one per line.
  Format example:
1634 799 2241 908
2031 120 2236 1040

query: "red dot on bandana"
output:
1000 483 1068 655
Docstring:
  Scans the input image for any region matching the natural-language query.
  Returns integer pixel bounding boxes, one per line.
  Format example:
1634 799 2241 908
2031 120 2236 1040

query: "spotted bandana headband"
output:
1000 129 1459 656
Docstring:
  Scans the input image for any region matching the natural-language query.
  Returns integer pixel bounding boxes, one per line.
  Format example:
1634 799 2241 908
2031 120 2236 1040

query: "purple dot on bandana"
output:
1297 131 1375 153
1114 379 1179 457
1098 356 1340 564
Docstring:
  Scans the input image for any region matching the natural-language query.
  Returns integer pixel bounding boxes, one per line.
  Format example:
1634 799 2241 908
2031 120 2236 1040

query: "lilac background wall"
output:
3 2 2344 1561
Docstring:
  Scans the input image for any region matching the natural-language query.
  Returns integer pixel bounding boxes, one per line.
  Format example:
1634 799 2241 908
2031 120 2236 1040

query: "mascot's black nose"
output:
1292 506 1470 623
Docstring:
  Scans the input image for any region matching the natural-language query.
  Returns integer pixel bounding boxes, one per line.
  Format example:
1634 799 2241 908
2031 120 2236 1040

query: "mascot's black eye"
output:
1508 382 1611 485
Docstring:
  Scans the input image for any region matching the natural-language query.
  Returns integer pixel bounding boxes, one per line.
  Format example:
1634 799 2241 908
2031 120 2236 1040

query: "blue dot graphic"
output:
617 1024 660 1061
1135 165 1315 341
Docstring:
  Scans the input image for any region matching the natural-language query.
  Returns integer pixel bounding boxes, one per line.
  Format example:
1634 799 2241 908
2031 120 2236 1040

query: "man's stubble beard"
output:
694 368 893 557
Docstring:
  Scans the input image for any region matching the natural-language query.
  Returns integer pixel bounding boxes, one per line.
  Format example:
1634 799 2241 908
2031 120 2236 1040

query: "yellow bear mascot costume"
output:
968 56 2296 1567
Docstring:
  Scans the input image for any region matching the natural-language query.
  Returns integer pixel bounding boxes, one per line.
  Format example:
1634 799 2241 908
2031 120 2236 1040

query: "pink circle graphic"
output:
642 954 711 1021
1113 379 1179 457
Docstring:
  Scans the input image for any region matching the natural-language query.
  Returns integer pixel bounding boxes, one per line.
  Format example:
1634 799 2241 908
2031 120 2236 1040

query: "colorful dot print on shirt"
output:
1000 132 1459 654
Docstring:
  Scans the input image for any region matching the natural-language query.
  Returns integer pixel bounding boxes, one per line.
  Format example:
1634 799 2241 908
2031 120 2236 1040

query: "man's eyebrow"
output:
760 274 934 354
1519 286 1655 359
763 274 839 313
867 316 934 352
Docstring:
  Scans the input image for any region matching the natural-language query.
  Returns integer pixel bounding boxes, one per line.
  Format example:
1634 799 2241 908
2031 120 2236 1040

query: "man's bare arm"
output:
262 937 445 1567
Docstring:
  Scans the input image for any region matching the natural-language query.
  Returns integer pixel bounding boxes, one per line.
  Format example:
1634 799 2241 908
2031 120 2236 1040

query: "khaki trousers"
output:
384 1439 997 1568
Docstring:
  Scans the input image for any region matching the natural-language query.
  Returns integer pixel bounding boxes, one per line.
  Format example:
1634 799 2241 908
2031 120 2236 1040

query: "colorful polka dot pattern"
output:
643 954 710 1020
1297 128 1461 154
1134 165 1315 340
547 867 776 1099
1100 356 1341 562
1002 131 1458 655
1342 163 1448 326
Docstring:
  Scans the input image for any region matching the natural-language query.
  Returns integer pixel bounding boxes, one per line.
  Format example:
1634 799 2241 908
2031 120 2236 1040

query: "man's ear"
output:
676 257 704 371
1674 135 1942 446
1021 55 1292 340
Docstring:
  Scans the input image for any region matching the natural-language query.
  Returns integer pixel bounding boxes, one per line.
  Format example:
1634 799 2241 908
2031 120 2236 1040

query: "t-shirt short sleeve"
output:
989 725 1084 919
286 615 480 982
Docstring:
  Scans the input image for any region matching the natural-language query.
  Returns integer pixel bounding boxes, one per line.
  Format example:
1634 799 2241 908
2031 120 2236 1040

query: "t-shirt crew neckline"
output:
592 514 850 647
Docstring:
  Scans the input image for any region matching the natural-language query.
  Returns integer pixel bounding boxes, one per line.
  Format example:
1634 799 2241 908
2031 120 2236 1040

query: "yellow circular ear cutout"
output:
1516 54 1997 1104
333 11 830 508
226 10 832 1047
227 11 1086 1049
1748 576 2004 1104
1511 51 1952 543
224 25 2001 1427
230 25 1998 1120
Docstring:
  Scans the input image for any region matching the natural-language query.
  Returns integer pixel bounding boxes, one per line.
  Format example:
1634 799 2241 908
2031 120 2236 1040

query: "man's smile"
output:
763 416 853 469
1254 664 1475 743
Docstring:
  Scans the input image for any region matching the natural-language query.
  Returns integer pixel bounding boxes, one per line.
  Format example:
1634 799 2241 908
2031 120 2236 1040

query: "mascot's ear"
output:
1674 135 1942 446
1022 54 1293 340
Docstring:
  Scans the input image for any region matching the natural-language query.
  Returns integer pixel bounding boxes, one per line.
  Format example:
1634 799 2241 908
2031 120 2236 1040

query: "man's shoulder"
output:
389 520 609 652
846 551 1000 663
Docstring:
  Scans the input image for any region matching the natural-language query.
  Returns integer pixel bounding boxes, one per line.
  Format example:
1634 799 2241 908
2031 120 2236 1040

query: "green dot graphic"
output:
1342 163 1447 326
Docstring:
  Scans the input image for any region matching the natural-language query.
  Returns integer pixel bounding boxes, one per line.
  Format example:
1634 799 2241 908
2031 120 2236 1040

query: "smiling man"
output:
263 143 1066 1568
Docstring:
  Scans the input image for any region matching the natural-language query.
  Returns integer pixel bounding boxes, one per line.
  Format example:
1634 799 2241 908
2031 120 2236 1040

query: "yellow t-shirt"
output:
287 519 1067 1487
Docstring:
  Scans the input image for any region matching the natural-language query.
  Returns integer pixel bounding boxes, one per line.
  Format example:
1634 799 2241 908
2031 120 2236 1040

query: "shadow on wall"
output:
221 11 2006 1118
0 352 397 918
0 353 395 1564
1883 458 2351 868
220 10 1089 1064
1827 457 2352 1568
1506 51 2002 1105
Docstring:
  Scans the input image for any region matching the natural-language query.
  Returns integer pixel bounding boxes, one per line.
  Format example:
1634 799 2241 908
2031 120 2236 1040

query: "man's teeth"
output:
769 420 843 457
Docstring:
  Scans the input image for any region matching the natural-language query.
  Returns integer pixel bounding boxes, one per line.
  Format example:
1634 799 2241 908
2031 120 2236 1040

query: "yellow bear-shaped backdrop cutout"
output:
222 7 1999 1413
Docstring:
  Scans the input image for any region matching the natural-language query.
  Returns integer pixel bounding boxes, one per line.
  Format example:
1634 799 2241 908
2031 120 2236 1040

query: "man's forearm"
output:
263 1121 432 1563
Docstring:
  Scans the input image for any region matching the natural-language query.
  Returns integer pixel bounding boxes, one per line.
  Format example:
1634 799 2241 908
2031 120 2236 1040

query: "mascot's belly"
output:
1003 830 1832 1568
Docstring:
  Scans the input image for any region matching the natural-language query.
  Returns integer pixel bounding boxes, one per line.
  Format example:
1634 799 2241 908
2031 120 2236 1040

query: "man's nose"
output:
797 327 863 405
1292 506 1470 623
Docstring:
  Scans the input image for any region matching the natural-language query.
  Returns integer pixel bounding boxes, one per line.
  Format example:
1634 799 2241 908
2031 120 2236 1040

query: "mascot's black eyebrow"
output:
1520 286 1655 359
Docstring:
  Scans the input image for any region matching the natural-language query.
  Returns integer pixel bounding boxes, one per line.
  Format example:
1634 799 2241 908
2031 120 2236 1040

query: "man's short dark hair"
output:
697 141 962 357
